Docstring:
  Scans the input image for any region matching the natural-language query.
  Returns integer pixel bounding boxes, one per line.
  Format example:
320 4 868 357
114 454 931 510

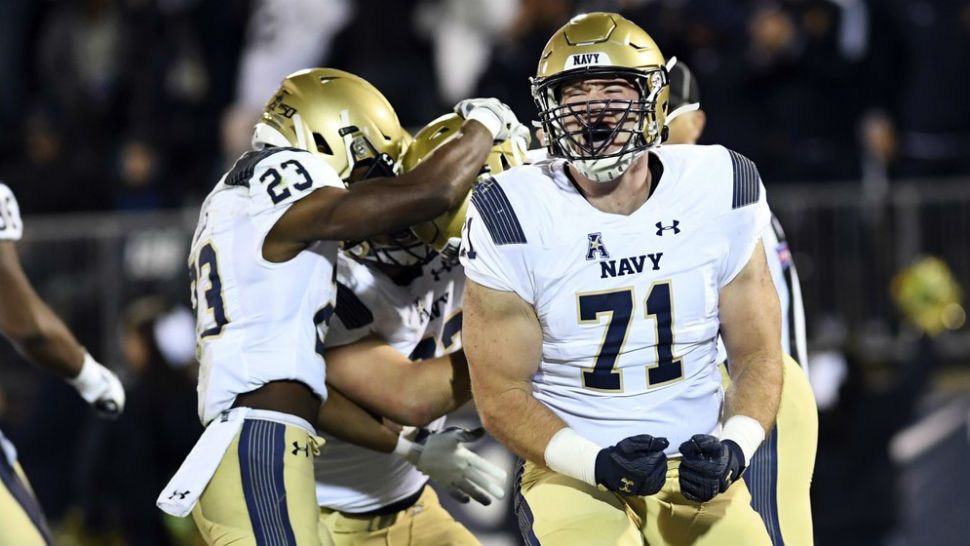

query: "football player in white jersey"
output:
665 59 818 546
461 13 782 545
157 68 524 546
0 182 125 546
311 113 527 546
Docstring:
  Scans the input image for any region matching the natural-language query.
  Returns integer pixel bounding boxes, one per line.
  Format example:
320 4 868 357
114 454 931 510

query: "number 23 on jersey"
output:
190 242 229 338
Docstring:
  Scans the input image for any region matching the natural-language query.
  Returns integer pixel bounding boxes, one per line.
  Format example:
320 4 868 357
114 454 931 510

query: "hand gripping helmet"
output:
403 113 529 258
253 68 407 183
531 12 669 183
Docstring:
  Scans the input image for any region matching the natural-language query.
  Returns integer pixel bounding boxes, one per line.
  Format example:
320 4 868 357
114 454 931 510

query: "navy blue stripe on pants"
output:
512 459 542 546
238 419 298 546
747 426 784 546
0 451 54 545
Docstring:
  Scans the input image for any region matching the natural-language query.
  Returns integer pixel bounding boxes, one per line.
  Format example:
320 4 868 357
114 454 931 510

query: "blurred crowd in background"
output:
0 0 967 214
0 1 968 545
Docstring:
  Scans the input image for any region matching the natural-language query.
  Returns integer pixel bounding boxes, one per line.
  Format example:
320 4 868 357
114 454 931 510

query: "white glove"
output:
67 352 126 419
395 426 508 505
510 122 532 154
454 98 521 142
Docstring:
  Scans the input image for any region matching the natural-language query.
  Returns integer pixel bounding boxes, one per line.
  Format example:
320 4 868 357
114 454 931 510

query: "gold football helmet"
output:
254 68 407 182
891 256 966 336
531 12 669 183
404 113 528 257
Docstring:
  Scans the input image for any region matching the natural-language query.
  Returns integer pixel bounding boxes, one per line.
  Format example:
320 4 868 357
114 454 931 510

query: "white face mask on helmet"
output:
533 67 667 184
529 12 672 184
345 231 435 268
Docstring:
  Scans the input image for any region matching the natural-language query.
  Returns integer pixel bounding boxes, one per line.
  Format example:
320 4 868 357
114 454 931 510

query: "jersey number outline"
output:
409 311 463 361
190 242 230 338
262 159 314 205
578 282 683 392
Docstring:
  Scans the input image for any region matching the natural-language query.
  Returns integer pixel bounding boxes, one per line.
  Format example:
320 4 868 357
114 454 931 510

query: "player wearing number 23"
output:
157 67 524 546
461 13 782 546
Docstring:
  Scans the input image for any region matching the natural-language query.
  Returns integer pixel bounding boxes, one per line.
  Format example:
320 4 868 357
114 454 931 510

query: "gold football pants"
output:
722 353 818 546
318 487 479 546
0 453 53 546
192 418 328 546
514 458 772 546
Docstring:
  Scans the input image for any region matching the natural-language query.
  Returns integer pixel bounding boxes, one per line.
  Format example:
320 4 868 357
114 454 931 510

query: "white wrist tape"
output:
543 428 600 487
465 108 503 141
66 352 102 398
719 415 766 464
393 434 417 461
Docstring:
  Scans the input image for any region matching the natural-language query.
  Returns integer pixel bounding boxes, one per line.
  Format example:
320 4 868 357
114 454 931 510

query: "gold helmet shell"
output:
403 113 528 255
257 68 407 182
531 12 669 182
891 256 966 336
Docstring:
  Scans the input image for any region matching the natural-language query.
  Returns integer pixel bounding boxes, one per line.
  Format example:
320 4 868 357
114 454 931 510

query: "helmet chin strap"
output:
571 149 645 184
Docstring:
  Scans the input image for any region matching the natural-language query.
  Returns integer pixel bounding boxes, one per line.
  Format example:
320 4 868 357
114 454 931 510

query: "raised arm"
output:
0 241 125 417
324 335 471 427
268 120 495 252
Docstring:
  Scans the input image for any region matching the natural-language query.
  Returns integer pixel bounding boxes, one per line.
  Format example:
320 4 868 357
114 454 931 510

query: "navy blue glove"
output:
594 434 669 495
678 434 746 502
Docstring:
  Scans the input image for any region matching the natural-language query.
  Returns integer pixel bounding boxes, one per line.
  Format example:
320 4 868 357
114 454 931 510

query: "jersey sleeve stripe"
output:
729 149 761 209
225 147 301 187
469 177 527 245
334 282 374 329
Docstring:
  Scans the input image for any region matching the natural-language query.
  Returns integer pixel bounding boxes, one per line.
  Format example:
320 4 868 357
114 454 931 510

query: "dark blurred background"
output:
0 1 968 545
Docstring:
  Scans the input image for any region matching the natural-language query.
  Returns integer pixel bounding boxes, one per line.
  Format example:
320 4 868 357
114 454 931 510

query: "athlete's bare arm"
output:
317 384 400 453
718 241 784 433
324 335 471 427
464 279 565 465
0 240 85 378
264 121 494 262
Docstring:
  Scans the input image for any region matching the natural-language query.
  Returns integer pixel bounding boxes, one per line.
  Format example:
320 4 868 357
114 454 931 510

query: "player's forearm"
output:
328 122 492 241
317 385 399 453
325 343 469 427
16 319 85 379
401 350 472 426
0 260 85 378
724 348 783 433
475 381 567 465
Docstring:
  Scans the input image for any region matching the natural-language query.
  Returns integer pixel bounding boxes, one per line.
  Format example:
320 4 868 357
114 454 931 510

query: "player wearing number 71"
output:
461 13 782 545
157 67 525 546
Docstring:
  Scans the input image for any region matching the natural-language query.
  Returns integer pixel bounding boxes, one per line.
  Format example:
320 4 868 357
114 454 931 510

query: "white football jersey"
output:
190 147 343 425
314 251 464 513
0 183 23 242
460 145 771 455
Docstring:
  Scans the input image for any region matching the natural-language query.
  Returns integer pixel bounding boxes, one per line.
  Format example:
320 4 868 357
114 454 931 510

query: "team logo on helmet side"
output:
255 68 407 184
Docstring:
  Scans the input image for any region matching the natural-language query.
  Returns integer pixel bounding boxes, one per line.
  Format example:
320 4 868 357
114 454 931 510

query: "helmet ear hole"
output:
313 133 333 155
